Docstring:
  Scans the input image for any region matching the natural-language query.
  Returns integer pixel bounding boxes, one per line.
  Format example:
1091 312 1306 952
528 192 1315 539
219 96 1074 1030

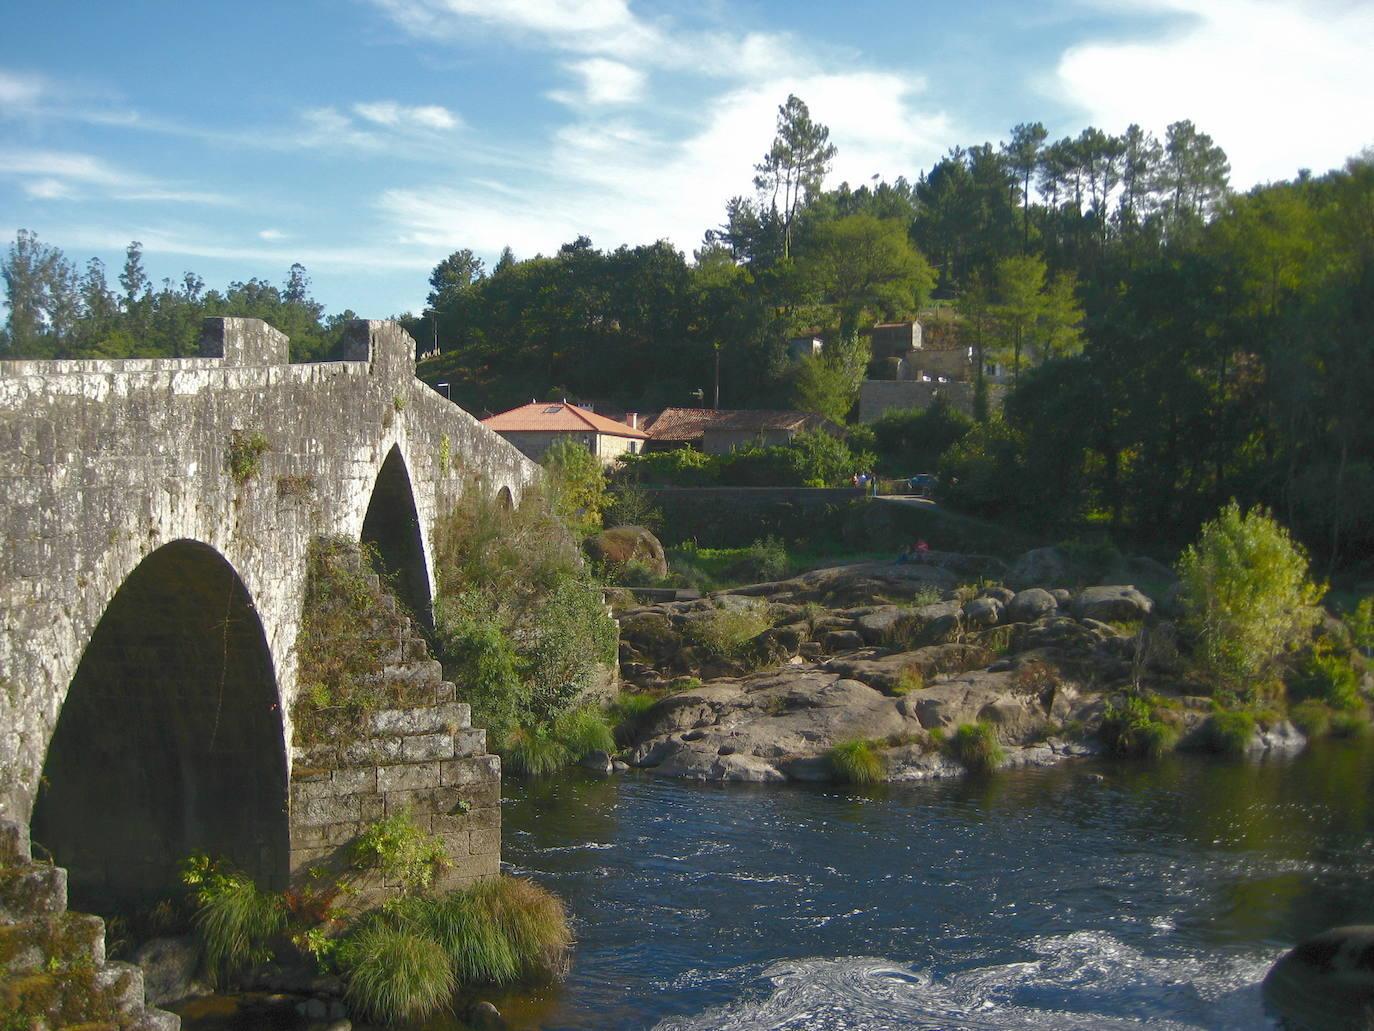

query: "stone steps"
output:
0 818 182 1030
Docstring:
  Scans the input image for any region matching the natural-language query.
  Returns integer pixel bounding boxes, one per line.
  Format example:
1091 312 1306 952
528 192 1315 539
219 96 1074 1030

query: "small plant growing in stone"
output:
275 473 315 500
438 433 452 473
393 393 407 412
226 430 270 484
181 853 286 983
351 809 450 894
911 585 943 607
686 599 772 659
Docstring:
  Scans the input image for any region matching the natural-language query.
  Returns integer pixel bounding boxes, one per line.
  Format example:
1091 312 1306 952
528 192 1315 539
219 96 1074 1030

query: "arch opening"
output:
361 444 432 627
496 485 514 512
30 541 288 913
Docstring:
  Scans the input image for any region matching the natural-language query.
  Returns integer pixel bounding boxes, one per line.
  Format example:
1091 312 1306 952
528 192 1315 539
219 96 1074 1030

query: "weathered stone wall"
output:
0 318 537 889
858 379 1008 422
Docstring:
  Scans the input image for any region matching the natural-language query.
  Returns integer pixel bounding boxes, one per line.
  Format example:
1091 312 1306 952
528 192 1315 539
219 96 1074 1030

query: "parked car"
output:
907 473 938 497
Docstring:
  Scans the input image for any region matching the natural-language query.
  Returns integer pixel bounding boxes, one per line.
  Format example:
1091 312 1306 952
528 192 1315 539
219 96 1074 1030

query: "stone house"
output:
644 407 841 455
482 401 647 465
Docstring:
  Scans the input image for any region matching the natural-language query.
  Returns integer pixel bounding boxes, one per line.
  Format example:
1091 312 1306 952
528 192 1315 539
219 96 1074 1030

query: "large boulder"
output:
1008 547 1071 588
962 596 1002 629
1263 926 1374 1030
134 935 204 1006
1006 588 1057 623
1072 585 1153 623
584 525 668 579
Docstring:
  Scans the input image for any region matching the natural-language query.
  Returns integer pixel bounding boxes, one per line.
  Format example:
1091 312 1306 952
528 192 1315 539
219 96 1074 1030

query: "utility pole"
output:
713 342 721 410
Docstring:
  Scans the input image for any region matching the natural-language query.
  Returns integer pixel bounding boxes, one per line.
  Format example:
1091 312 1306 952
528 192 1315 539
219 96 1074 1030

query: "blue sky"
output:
2 0 1371 318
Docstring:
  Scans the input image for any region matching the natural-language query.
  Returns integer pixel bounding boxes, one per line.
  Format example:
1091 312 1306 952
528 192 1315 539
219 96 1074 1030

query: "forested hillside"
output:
4 96 1371 566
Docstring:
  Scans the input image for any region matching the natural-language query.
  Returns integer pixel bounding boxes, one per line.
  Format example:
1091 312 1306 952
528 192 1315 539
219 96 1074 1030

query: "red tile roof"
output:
482 401 647 438
645 407 836 441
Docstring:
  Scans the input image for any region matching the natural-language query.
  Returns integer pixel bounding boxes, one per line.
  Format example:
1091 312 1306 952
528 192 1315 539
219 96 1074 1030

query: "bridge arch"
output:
360 443 433 628
30 540 288 912
496 484 515 512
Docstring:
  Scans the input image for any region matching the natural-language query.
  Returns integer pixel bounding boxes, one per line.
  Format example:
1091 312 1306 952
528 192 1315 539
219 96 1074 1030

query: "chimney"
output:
626 412 639 429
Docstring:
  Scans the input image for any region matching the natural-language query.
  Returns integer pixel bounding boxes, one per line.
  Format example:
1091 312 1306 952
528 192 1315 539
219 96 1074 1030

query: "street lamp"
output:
435 382 451 401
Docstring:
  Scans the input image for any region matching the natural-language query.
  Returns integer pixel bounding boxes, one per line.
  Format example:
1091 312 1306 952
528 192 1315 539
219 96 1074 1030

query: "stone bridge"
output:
0 318 538 911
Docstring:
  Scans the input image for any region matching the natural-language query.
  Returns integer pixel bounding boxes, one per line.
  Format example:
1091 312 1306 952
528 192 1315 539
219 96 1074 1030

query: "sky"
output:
2 0 1371 319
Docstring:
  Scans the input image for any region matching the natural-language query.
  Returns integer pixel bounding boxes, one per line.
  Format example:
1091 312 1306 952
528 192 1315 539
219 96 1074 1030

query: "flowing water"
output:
466 740 1374 1030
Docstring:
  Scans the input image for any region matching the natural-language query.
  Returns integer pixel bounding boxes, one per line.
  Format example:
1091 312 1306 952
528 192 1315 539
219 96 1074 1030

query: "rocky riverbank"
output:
611 552 1309 783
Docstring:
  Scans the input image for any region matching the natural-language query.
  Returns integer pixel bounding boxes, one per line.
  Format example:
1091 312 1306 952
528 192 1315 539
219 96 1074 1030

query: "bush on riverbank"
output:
1202 710 1257 757
180 856 286 985
685 598 773 660
1177 502 1323 688
1100 695 1178 759
433 483 617 765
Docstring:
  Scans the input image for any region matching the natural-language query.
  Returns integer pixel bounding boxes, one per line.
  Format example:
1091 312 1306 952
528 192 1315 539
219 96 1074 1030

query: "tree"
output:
284 263 311 305
119 241 149 309
1176 502 1323 686
1004 122 1048 251
1159 120 1230 241
427 248 485 307
799 214 934 335
754 95 837 260
792 331 869 424
1 230 78 356
991 254 1045 381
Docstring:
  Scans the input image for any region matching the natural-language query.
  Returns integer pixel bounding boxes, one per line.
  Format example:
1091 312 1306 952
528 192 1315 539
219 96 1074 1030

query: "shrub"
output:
542 437 606 538
1330 711 1371 738
433 591 524 738
826 739 886 785
1203 710 1256 757
948 722 1004 773
467 876 573 980
1289 699 1333 738
341 922 455 1024
351 810 450 894
1290 648 1362 711
1348 596 1374 657
1176 501 1323 685
525 574 619 725
686 599 772 659
603 482 663 531
725 536 790 583
608 691 659 726
181 856 285 983
1100 695 1178 759
870 399 974 475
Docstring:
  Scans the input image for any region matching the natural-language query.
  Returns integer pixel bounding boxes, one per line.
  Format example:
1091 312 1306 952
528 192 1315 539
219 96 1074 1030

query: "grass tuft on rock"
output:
948 722 1004 774
1203 710 1256 757
826 739 886 785
1101 695 1178 759
341 921 455 1025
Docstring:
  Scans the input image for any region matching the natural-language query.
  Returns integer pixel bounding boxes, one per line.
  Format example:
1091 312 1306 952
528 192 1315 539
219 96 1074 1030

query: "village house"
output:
644 408 841 455
481 401 646 465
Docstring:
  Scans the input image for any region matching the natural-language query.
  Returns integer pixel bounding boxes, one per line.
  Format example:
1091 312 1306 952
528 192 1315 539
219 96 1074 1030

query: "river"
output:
462 740 1374 1030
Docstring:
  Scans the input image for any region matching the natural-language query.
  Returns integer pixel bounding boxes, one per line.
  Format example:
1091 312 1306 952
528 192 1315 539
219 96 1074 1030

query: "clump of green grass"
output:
552 705 616 758
1290 648 1362 711
341 921 455 1024
1289 699 1333 738
891 666 925 696
609 691 659 723
1100 695 1178 759
947 722 1004 774
1203 710 1257 757
503 728 573 777
826 739 886 785
181 856 286 984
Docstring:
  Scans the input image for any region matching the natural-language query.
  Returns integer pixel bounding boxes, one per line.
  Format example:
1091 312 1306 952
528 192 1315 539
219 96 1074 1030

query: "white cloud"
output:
258 228 286 241
0 148 230 205
1055 0 1374 186
550 58 647 106
352 101 461 131
0 69 43 109
379 69 951 259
